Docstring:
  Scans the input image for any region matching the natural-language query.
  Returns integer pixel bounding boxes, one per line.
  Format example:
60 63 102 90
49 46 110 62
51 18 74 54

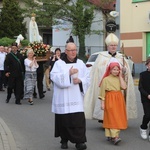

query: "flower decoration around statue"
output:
29 41 50 57
20 42 51 61
20 47 28 57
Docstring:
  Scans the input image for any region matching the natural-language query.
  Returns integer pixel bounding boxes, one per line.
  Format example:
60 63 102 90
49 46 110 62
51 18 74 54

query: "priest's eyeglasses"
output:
66 49 77 52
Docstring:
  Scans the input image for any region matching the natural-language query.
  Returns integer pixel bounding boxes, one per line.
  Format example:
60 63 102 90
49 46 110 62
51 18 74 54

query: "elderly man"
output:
84 33 137 121
50 42 90 150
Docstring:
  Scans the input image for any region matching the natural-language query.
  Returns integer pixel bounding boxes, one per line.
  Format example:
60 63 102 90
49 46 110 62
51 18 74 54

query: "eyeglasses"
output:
66 49 77 52
110 45 117 47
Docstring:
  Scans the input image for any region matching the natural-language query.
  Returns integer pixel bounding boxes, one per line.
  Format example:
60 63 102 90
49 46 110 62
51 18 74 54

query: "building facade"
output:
120 0 150 67
52 9 104 53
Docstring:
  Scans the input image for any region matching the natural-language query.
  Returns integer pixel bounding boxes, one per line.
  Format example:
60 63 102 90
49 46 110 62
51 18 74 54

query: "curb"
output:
0 118 17 150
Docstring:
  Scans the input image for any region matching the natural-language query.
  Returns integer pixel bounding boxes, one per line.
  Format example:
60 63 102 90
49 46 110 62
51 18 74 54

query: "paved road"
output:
0 84 150 150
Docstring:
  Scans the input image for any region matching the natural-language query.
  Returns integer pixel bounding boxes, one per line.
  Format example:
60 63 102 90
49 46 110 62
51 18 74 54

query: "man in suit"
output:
4 42 24 104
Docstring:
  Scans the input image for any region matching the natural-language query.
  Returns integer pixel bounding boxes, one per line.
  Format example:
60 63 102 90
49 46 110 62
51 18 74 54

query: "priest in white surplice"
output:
50 42 90 150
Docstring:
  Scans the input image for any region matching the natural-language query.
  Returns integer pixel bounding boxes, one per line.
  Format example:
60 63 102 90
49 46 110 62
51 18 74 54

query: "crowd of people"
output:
0 42 53 105
1 32 150 150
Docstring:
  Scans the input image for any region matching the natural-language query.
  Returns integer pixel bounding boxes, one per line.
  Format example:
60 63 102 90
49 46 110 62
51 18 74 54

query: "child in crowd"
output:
98 62 127 145
138 57 150 141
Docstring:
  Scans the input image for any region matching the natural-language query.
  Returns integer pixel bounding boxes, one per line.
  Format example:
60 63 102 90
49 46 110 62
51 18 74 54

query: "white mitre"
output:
105 33 119 46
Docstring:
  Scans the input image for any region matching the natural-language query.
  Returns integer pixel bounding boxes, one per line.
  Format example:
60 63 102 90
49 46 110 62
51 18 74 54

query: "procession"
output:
0 25 149 149
0 0 150 150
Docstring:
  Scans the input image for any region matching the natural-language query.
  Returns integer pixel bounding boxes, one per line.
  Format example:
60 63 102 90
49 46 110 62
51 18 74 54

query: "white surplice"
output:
50 59 90 114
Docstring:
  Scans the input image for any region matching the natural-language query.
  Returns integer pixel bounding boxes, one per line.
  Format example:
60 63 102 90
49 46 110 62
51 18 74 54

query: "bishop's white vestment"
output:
84 51 137 120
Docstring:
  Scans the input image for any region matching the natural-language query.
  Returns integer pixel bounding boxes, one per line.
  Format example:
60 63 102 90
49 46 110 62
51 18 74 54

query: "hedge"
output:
0 37 29 47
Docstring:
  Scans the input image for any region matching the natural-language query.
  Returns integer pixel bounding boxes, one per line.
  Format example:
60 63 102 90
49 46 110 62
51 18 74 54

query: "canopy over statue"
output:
29 13 42 43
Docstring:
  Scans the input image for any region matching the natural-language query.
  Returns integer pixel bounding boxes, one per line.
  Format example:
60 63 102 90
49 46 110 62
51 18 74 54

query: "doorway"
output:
43 33 52 45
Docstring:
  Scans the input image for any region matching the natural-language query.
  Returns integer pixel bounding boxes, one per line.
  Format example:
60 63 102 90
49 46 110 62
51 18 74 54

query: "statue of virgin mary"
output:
29 13 42 43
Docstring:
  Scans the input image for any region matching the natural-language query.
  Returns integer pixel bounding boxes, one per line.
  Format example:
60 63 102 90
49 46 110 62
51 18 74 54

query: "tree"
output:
22 0 68 27
56 0 95 59
21 0 115 58
0 0 26 39
22 0 95 60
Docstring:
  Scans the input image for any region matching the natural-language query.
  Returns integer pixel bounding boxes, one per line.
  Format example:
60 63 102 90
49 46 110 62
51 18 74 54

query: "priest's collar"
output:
108 51 116 57
62 53 77 63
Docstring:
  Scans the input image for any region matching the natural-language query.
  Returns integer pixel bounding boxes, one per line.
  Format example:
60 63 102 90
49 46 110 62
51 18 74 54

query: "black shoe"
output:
43 91 46 93
5 99 9 103
40 95 45 99
61 143 68 149
4 85 7 88
98 120 103 123
15 102 22 105
0 89 5 91
107 137 112 141
75 143 87 150
47 88 51 91
33 95 37 98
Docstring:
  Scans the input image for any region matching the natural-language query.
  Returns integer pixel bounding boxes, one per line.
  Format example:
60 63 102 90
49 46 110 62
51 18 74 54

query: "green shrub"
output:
21 39 30 47
0 37 14 46
0 37 29 47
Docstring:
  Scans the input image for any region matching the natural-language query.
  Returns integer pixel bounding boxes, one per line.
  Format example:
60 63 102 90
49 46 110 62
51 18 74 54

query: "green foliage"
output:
21 39 30 46
0 0 27 38
21 0 97 59
0 37 29 47
55 0 95 36
55 0 95 58
21 0 41 18
22 0 40 14
37 0 66 27
22 0 67 27
0 37 14 46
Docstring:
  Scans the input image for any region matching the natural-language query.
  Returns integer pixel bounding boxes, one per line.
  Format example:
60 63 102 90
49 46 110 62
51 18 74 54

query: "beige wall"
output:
120 0 150 63
121 0 150 32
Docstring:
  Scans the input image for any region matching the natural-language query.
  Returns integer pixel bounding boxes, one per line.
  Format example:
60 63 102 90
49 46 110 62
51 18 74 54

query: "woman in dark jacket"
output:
49 48 61 71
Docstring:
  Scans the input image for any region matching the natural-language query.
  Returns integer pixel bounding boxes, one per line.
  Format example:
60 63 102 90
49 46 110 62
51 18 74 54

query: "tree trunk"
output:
78 34 86 61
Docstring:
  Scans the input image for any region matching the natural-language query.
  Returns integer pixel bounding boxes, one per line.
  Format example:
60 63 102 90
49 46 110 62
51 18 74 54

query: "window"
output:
132 0 149 3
